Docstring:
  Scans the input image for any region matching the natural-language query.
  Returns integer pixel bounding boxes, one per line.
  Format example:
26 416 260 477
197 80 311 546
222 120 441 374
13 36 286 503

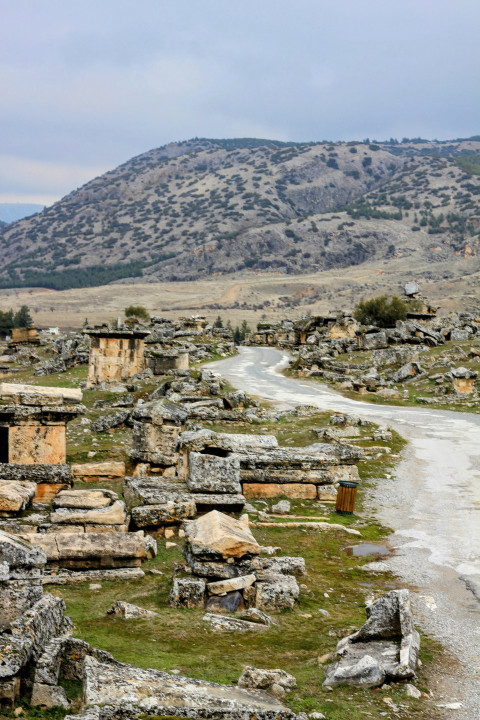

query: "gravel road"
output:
210 346 480 719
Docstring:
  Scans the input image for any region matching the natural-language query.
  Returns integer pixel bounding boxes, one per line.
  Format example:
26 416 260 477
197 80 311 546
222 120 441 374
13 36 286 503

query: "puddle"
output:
344 543 391 557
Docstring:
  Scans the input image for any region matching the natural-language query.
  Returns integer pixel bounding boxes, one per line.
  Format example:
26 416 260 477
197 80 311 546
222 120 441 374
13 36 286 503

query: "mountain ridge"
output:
1 136 479 290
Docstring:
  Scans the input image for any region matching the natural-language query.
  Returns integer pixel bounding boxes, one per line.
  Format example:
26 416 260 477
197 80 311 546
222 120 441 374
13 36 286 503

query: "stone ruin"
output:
323 589 420 688
170 510 304 622
0 529 293 719
86 322 150 386
0 383 84 509
0 382 84 465
123 400 362 536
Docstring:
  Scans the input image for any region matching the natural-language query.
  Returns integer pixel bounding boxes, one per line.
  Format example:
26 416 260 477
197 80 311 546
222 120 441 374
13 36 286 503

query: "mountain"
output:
0 137 479 290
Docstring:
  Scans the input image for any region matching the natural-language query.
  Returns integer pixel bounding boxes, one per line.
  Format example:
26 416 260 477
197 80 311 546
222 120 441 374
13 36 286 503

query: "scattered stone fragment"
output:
203 612 268 632
107 601 155 619
323 589 420 688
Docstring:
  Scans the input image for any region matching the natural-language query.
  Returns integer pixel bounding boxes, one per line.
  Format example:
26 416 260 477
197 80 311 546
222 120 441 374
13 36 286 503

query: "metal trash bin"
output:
335 480 359 516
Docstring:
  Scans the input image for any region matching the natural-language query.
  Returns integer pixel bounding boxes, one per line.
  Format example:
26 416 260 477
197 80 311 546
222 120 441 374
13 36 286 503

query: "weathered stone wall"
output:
87 335 145 384
8 424 66 464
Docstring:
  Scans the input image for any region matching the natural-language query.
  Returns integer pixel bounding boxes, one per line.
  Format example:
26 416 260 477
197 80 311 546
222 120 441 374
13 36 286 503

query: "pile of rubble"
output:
0 529 293 719
170 510 304 621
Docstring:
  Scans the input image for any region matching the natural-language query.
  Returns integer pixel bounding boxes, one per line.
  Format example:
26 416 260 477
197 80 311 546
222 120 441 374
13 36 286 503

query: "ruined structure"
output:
170 510 303 615
145 349 189 374
9 327 40 346
0 383 84 465
86 323 150 386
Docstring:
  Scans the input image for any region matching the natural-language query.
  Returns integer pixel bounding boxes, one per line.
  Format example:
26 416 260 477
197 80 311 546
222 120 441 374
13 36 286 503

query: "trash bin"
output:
335 480 359 516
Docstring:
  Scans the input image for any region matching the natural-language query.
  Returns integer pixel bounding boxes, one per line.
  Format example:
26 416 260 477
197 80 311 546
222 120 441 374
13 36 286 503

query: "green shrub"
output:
353 295 407 328
125 305 150 322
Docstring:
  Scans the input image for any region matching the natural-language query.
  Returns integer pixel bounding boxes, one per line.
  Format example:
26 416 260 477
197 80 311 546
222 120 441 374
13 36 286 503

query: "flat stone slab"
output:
0 480 36 513
187 452 241 493
0 382 83 403
203 613 269 633
32 531 147 567
53 490 117 510
82 656 293 718
50 500 127 526
71 461 125 478
207 573 256 595
185 510 261 560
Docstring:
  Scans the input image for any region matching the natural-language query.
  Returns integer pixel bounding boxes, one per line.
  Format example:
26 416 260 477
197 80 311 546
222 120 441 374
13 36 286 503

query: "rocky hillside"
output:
1 137 479 289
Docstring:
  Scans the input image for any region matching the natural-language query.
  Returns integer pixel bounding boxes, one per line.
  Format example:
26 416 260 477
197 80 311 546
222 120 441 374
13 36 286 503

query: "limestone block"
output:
323 589 420 688
131 499 196 528
207 573 256 596
0 677 20 705
123 477 189 508
317 485 338 502
0 529 46 569
31 683 69 708
255 574 299 612
203 613 268 633
190 492 246 510
35 483 71 503
251 557 306 577
0 579 43 630
0 383 82 403
53 489 117 510
238 666 296 692
32 531 147 568
107 600 155 619
50 500 127 526
82 655 292 716
8 424 66 464
71 461 125 482
169 577 206 608
0 480 36 513
0 594 70 679
243 483 317 499
185 510 261 561
187 452 241 493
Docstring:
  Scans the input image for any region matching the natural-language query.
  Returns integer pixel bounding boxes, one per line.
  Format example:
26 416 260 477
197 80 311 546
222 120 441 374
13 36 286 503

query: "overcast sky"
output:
1 0 479 205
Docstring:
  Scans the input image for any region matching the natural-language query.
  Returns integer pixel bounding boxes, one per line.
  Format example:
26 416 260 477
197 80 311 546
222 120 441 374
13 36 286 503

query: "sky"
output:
1 0 479 206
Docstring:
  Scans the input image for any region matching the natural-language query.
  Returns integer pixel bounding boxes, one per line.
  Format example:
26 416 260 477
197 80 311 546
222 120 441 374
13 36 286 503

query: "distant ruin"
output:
86 323 150 386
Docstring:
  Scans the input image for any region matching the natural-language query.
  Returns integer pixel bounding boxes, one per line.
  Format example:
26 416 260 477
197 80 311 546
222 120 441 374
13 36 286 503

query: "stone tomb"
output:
0 383 84 465
86 324 150 386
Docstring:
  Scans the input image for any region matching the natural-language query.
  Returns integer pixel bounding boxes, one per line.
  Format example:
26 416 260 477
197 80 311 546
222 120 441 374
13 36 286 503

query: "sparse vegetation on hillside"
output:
0 137 479 290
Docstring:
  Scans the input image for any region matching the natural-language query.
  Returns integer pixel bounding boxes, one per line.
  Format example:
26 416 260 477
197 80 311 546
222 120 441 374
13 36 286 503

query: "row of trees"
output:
214 315 251 343
0 305 33 334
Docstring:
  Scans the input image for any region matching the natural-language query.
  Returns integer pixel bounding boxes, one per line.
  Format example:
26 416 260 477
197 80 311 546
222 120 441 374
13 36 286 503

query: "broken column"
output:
85 323 150 386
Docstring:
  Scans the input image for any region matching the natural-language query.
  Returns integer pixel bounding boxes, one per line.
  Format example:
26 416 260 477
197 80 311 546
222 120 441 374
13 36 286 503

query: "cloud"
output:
0 0 479 201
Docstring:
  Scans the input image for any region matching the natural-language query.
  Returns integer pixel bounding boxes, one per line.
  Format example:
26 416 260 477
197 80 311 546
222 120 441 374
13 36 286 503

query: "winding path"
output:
210 347 480 717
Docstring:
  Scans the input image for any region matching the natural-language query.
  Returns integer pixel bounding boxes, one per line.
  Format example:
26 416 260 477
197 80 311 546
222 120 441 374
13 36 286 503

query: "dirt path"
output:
210 346 480 719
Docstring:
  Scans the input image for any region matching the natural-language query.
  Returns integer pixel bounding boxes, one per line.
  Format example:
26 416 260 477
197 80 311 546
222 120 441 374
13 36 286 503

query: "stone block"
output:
243 483 317 499
53 489 117 510
185 510 261 561
169 577 206 608
131 499 196 528
187 452 241 493
32 531 147 569
71 461 126 482
0 578 43 630
0 383 82 403
107 600 155 619
207 573 256 596
8 424 66 464
31 682 69 708
256 574 299 612
50 500 127 526
0 480 36 514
